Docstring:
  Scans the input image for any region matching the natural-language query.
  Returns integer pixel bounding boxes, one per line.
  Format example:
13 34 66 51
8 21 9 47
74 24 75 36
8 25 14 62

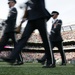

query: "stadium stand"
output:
0 19 75 64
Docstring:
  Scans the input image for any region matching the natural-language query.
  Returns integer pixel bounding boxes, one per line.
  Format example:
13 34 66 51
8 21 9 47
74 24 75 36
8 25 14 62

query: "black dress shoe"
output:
60 63 66 66
43 64 56 68
37 59 45 65
1 57 15 65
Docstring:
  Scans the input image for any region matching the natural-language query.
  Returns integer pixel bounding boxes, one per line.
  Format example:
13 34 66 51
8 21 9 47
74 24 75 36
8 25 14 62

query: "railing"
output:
2 40 75 53
61 24 75 31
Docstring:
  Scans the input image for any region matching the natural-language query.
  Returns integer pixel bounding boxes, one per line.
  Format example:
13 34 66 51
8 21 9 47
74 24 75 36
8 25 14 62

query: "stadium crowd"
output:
0 29 75 64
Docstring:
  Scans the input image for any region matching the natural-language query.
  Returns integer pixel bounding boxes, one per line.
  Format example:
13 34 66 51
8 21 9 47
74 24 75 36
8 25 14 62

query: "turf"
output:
0 62 75 75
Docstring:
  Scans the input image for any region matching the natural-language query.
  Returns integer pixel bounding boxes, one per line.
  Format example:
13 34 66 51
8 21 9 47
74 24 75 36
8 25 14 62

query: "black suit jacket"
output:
25 0 51 21
4 7 17 33
50 19 63 41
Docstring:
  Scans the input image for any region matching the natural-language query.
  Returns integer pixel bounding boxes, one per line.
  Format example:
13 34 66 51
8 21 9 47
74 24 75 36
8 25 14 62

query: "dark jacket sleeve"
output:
5 8 17 24
52 20 62 34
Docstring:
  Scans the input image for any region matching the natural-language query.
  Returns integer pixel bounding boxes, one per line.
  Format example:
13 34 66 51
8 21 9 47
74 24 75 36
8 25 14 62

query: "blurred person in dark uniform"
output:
37 11 66 66
0 0 23 65
1 0 55 68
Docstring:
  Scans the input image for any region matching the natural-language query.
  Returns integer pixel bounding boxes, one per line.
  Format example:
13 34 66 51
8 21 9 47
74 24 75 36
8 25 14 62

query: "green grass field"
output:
0 62 75 75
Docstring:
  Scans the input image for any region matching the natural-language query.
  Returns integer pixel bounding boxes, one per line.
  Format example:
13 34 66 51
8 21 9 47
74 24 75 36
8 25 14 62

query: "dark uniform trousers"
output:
0 33 16 50
41 41 66 64
0 32 23 62
10 18 54 64
50 41 66 64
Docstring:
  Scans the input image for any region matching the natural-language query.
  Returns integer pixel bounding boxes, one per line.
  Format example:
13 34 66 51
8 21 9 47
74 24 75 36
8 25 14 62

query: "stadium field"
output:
0 62 75 75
